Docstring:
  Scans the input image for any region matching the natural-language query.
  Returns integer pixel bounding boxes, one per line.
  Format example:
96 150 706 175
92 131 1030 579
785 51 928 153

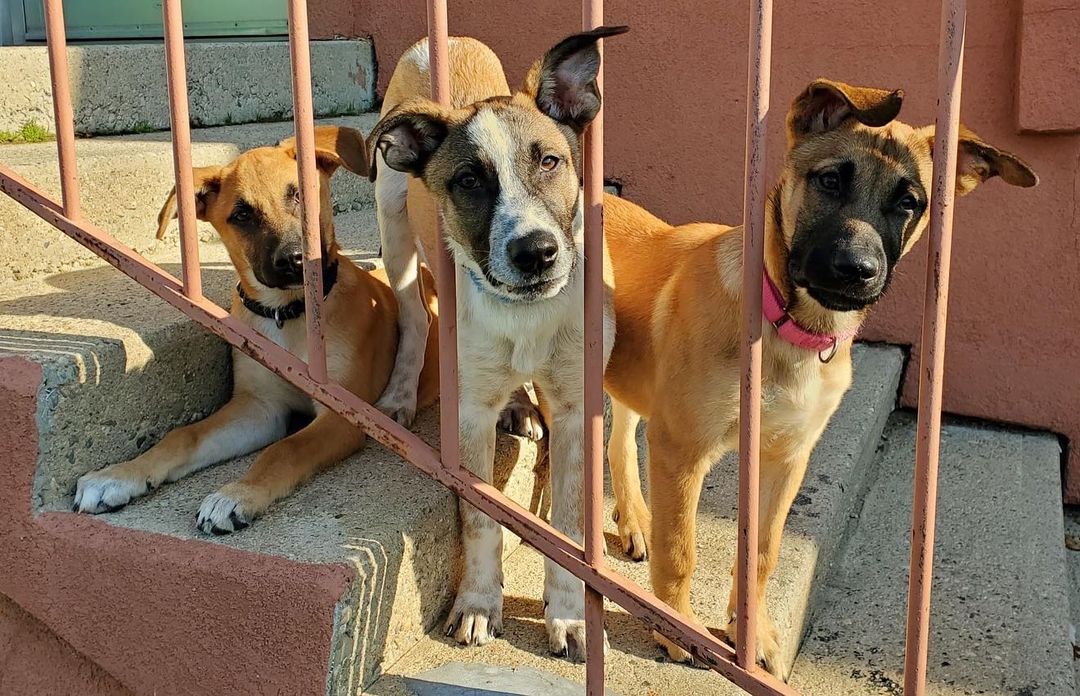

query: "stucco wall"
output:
312 0 1080 498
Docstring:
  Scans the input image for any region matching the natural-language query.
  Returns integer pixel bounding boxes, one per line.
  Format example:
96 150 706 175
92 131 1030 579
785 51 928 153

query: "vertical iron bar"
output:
287 0 328 383
427 0 461 471
162 0 203 300
43 0 80 221
737 0 773 671
903 1 966 693
582 2 607 693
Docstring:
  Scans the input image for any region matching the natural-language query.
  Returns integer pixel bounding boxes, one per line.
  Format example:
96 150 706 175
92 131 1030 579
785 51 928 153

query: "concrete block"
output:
0 41 376 136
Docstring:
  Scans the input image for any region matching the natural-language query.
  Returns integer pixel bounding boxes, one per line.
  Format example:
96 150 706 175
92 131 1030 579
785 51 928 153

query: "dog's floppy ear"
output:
788 78 904 142
365 99 452 183
521 25 629 132
919 125 1039 197
279 125 368 177
155 166 222 240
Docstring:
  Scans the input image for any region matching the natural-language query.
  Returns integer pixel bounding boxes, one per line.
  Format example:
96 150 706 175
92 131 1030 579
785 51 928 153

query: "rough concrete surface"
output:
1063 506 1080 689
369 345 903 695
406 662 621 696
0 113 380 284
0 593 132 696
791 413 1073 696
0 40 375 136
0 207 377 510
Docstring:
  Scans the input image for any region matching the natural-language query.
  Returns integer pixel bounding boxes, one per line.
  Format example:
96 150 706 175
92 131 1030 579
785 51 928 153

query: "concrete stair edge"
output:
0 112 381 286
791 413 1074 696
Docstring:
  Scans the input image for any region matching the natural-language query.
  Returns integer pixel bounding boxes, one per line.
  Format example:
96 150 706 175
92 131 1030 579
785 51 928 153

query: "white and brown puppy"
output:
602 80 1038 678
367 28 625 659
73 126 439 534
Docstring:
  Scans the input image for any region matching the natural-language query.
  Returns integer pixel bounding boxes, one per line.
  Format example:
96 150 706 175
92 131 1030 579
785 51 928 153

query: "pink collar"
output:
762 273 858 360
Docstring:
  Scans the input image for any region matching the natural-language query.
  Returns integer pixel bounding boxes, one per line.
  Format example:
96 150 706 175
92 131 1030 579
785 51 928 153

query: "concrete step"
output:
0 40 375 137
0 203 546 694
0 112 380 285
368 344 904 695
791 413 1074 696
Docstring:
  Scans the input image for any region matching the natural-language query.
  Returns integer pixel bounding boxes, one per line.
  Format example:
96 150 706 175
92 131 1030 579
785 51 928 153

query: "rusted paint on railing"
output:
161 0 204 301
903 1 966 694
426 0 461 472
582 0 607 692
43 0 80 220
737 0 774 672
287 0 328 383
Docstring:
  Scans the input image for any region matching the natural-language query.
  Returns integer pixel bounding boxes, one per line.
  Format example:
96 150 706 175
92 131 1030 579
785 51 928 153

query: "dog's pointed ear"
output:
919 125 1039 197
279 125 368 177
521 25 629 131
365 99 452 183
788 78 904 142
156 166 222 240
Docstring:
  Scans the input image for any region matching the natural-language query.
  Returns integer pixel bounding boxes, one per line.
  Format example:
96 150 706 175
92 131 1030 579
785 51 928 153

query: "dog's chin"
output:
485 273 570 303
804 285 881 313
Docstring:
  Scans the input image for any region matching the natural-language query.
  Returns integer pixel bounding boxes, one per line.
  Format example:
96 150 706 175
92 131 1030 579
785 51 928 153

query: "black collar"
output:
237 260 339 328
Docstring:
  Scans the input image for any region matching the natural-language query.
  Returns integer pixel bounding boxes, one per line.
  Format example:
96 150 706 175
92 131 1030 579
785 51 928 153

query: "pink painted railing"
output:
0 0 969 694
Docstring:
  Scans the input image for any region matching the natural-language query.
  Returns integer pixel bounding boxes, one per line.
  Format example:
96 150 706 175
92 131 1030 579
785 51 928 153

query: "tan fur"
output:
74 127 439 532
604 81 1037 679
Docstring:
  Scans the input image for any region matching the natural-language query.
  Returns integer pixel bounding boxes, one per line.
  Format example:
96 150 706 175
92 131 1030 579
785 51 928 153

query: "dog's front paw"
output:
611 504 650 562
721 611 787 681
544 587 606 662
652 609 708 666
196 483 267 535
375 387 417 429
74 466 151 513
498 387 545 441
445 586 503 647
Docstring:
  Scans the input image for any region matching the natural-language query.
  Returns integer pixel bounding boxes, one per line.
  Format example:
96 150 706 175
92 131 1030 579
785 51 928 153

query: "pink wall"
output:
314 0 1080 499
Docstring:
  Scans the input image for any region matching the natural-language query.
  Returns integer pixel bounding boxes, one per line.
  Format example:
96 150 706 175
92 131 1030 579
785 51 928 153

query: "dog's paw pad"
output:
73 471 149 514
197 490 255 535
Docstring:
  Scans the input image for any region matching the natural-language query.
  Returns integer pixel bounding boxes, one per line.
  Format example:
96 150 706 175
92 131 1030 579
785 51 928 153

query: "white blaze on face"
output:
465 108 565 285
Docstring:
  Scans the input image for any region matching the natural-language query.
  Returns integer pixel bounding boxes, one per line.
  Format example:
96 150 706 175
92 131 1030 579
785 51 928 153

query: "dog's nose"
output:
830 250 880 284
507 231 559 276
274 247 304 274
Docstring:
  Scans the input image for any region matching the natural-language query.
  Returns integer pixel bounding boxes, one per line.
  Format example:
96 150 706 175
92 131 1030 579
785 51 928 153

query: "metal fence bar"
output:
737 0 774 671
42 0 80 220
287 0 328 383
582 1 607 693
162 0 203 301
903 1 966 693
426 0 462 472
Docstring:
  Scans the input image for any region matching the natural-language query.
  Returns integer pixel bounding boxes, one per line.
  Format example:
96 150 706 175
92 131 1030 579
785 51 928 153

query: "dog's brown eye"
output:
818 170 841 192
456 173 480 190
230 207 252 224
540 155 560 172
898 193 919 212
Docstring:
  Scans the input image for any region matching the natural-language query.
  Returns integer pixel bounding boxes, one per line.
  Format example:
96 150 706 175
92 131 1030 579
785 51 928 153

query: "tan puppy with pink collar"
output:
603 81 1037 678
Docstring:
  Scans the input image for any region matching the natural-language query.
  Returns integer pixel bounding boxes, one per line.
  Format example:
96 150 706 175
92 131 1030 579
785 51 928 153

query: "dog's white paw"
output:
544 586 606 662
498 388 545 441
375 387 417 429
196 484 263 535
445 587 503 647
74 468 151 513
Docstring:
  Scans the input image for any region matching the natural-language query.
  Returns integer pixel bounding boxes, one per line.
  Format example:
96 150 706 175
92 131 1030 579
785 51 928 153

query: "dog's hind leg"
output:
445 370 516 648
374 157 429 427
74 394 289 514
196 409 366 535
608 399 649 561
